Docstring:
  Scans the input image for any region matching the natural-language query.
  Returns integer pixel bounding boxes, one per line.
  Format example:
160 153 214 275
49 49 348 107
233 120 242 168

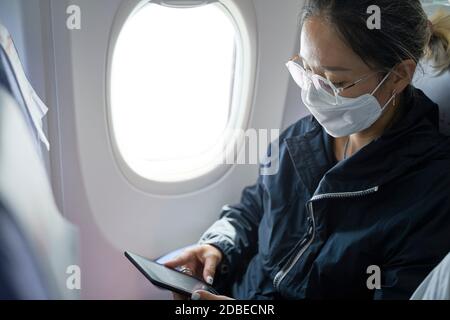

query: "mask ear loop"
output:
371 71 396 112
381 89 397 112
370 71 392 96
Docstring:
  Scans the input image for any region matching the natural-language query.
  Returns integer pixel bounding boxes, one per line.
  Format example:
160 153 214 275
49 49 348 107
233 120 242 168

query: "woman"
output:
165 0 450 300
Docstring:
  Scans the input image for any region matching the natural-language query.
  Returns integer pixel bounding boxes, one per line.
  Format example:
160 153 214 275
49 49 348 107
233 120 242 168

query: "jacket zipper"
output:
273 186 380 291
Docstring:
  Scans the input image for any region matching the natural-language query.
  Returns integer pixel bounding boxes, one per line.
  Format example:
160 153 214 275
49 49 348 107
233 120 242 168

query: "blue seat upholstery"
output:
0 199 48 299
0 87 79 299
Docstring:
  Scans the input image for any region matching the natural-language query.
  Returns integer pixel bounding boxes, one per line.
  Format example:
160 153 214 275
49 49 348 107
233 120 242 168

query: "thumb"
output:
202 254 220 285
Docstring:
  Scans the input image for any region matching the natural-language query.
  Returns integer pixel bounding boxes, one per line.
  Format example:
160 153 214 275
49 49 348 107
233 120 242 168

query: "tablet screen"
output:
125 251 215 295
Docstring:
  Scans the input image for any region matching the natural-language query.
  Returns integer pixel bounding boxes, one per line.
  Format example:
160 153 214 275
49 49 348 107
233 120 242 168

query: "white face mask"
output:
301 72 396 137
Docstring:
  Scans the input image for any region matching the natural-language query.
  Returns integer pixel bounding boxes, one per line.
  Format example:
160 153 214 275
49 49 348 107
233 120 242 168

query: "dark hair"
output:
301 0 450 75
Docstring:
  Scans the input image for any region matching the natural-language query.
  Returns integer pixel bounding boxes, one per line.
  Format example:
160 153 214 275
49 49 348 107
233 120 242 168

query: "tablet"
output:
124 251 219 297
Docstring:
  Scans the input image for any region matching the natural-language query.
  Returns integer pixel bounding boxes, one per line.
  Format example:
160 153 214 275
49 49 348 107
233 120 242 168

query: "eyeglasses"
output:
286 55 381 103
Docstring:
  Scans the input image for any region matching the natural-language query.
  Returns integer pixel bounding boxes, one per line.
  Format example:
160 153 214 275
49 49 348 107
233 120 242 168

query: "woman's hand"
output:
164 244 223 300
191 290 234 300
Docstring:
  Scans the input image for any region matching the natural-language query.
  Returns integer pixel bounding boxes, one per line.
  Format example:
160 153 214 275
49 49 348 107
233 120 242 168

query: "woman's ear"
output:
391 59 417 93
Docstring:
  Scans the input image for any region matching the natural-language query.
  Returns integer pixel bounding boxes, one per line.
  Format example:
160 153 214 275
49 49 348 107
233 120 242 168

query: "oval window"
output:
110 2 246 183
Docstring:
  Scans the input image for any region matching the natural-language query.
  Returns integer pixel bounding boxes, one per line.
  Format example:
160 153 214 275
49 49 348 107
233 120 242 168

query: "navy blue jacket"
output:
199 87 450 300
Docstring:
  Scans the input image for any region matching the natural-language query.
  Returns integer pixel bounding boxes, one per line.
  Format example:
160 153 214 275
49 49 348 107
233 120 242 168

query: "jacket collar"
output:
285 87 449 196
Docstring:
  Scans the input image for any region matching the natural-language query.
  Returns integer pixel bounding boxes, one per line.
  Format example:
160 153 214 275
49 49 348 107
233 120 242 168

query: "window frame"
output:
106 0 258 195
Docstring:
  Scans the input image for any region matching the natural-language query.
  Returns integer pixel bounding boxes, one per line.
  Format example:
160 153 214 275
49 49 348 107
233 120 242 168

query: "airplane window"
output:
110 3 243 183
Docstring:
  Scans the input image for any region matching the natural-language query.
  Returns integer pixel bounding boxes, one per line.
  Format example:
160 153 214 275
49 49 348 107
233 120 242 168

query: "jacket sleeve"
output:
373 184 450 300
197 173 266 292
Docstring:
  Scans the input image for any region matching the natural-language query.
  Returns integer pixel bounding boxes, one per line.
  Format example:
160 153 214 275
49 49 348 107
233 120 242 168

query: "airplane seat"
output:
0 47 42 156
0 86 79 299
413 2 450 136
413 61 450 136
0 199 49 299
0 23 50 160
410 252 450 300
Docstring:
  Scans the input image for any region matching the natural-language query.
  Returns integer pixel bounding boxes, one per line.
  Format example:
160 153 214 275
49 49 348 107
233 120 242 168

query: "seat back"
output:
0 200 49 299
0 87 79 299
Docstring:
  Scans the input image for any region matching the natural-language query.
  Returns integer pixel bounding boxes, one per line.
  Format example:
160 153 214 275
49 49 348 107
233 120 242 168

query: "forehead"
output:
300 16 366 70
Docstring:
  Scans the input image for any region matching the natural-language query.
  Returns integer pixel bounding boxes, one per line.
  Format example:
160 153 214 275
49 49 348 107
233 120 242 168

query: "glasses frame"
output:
287 55 383 104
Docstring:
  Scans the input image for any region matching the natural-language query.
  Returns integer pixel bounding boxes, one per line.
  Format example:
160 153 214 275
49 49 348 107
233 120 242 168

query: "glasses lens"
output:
312 75 337 96
286 61 309 89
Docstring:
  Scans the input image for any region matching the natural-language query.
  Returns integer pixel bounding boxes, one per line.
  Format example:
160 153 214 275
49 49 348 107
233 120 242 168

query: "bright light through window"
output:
111 3 239 182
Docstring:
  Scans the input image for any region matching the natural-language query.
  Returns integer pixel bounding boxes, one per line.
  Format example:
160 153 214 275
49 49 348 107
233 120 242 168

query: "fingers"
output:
165 245 225 301
191 290 234 301
202 253 220 285
164 245 223 285
179 265 194 275
164 251 192 269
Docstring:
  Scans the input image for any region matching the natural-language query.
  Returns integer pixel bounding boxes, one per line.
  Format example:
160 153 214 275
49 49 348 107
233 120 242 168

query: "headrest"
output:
413 3 450 136
0 22 50 150
413 62 450 136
